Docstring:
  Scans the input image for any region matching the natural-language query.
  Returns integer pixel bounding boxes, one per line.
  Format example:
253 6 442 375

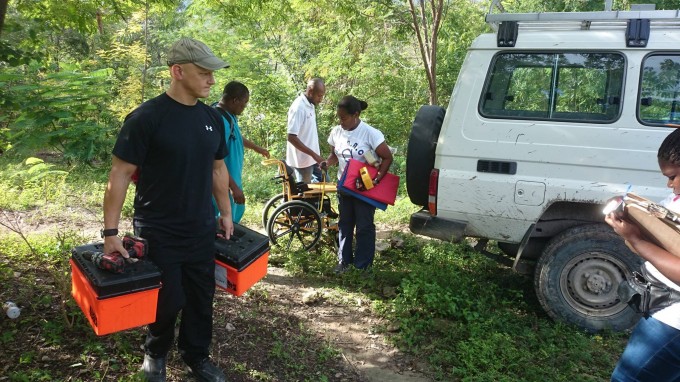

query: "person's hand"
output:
231 186 245 204
103 235 136 262
605 212 643 243
258 147 270 159
217 215 234 240
313 153 325 164
319 161 328 171
372 171 383 185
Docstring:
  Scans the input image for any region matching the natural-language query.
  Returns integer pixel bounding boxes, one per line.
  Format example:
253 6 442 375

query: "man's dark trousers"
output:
136 226 215 365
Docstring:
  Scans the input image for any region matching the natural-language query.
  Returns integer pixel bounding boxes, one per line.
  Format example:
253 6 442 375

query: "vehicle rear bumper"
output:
409 210 467 242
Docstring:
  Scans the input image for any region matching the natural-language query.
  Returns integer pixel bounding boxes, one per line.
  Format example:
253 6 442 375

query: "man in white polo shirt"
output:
286 78 326 183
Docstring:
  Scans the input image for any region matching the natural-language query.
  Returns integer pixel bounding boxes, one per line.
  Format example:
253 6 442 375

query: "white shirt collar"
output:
299 93 313 108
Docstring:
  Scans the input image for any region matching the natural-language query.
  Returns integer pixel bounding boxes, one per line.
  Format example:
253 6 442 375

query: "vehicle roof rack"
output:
486 1 680 32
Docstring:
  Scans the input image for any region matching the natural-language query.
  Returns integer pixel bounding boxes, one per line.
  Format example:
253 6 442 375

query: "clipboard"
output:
620 193 680 255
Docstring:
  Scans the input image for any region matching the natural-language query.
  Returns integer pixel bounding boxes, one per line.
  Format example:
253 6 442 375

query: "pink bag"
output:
340 159 399 205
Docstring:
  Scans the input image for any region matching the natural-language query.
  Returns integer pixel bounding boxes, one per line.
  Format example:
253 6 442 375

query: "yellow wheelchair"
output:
261 159 339 251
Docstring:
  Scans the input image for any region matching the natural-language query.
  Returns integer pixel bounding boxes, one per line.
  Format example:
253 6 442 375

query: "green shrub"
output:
0 66 119 163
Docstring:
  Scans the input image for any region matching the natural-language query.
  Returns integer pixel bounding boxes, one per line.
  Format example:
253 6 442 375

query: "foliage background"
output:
3 0 680 381
3 0 675 164
0 0 493 165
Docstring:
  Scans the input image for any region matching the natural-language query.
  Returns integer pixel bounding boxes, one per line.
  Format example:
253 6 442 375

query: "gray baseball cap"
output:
166 38 229 70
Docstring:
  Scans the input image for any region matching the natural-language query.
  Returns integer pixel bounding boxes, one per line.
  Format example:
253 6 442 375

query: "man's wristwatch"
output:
101 228 119 238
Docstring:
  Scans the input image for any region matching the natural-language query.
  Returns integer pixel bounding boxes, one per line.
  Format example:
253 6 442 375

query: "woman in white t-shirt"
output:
606 128 680 381
324 96 393 273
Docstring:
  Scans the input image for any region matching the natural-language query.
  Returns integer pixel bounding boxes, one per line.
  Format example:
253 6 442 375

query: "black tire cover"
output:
406 105 446 206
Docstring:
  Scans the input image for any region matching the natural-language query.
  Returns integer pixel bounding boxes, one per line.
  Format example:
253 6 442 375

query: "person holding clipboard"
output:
605 128 680 381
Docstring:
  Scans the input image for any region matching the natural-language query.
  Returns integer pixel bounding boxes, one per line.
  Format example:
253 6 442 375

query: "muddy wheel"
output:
262 193 286 229
267 200 322 251
534 224 642 332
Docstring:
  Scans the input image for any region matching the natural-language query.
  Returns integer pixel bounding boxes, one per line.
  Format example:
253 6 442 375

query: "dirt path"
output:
260 266 432 382
0 209 432 381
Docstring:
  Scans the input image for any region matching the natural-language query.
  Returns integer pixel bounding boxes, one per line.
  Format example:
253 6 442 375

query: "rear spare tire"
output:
406 105 445 207
534 224 642 332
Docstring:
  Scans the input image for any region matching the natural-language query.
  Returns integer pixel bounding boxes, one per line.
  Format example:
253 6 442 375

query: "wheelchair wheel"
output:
262 193 285 229
267 200 322 251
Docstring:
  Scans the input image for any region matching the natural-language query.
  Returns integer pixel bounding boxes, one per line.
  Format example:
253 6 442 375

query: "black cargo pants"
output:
135 225 215 365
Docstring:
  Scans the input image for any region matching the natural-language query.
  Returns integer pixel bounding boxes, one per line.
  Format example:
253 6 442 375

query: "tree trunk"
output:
408 0 445 105
141 0 149 104
0 0 8 37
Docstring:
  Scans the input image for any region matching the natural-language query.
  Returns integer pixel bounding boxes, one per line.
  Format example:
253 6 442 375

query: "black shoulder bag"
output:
618 266 680 317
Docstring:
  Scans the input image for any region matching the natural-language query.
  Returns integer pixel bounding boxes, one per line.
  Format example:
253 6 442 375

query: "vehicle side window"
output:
480 52 624 123
639 54 680 126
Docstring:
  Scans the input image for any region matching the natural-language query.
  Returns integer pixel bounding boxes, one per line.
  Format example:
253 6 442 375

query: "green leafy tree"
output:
1 0 492 163
0 65 118 162
1 0 179 162
435 0 487 106
194 0 433 156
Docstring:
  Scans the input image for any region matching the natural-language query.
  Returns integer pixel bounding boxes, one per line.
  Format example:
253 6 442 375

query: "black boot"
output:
142 354 167 382
186 358 226 382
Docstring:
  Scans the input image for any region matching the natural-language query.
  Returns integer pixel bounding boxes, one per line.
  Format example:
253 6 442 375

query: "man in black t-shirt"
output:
103 38 232 382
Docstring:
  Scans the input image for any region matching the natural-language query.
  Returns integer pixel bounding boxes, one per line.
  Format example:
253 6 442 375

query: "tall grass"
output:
375 237 627 380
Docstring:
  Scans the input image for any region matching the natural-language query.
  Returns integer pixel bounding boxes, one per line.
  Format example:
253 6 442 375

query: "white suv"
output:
407 6 680 332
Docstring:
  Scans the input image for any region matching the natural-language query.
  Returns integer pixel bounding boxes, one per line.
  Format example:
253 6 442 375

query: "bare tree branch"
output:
429 0 444 104
408 0 444 105
0 210 37 256
420 0 430 61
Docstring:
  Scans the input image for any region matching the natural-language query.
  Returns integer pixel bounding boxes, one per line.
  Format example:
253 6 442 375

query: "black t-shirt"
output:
113 93 228 237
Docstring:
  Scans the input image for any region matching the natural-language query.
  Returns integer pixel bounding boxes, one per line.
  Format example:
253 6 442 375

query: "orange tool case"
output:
70 243 161 336
214 224 269 296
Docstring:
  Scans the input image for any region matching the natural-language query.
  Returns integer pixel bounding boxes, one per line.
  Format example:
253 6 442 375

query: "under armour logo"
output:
205 125 213 131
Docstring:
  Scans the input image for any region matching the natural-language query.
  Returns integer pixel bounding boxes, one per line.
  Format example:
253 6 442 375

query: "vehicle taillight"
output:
428 169 439 216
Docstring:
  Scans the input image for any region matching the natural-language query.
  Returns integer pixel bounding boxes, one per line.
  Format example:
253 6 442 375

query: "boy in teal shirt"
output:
214 81 270 223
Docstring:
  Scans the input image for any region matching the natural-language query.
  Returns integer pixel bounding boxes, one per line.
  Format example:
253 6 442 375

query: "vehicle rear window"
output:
639 54 680 126
480 52 625 123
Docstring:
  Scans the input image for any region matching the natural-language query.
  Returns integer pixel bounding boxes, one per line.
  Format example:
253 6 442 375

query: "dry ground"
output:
0 210 432 381
246 266 431 382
